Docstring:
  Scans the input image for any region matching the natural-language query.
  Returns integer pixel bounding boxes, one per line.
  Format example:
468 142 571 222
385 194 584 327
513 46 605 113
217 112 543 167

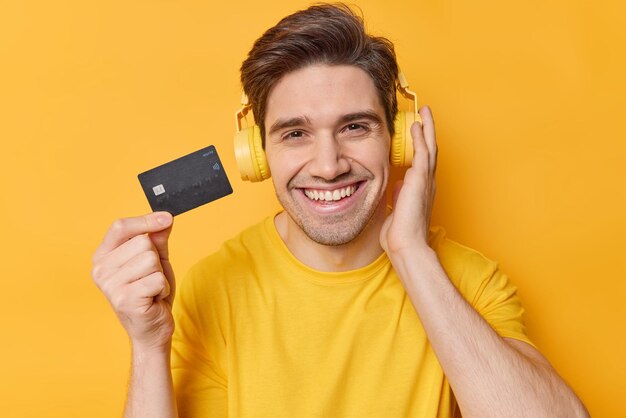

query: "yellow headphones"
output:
234 71 421 182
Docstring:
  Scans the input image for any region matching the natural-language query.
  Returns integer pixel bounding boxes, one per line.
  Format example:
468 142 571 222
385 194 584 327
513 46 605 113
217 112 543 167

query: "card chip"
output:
153 184 165 196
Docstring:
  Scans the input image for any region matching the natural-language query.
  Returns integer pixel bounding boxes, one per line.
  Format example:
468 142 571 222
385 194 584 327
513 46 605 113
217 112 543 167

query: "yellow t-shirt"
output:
172 215 533 418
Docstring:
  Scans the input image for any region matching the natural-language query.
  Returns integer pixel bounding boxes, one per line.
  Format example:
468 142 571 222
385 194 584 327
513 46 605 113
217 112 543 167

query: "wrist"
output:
387 241 436 265
131 339 172 358
387 243 440 288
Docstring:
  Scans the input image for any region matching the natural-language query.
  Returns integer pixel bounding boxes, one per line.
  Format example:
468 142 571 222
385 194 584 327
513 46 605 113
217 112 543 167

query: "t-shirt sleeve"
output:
171 262 228 418
432 228 535 348
470 262 535 348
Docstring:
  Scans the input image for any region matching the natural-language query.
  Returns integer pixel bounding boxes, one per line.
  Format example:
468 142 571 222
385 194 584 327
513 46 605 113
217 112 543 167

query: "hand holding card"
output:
91 212 176 351
138 145 233 216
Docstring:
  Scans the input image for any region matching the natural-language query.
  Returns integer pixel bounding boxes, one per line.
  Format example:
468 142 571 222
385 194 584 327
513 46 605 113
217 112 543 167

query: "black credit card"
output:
137 145 233 216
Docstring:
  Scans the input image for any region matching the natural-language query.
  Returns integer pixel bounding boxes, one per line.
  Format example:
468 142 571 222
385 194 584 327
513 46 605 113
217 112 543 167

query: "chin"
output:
288 199 385 247
301 223 364 246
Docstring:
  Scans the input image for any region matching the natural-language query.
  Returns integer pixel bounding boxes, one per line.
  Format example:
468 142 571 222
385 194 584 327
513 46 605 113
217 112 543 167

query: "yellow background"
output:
1 0 624 416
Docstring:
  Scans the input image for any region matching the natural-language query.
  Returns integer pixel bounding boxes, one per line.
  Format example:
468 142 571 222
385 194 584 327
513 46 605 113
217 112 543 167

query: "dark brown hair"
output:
240 3 399 144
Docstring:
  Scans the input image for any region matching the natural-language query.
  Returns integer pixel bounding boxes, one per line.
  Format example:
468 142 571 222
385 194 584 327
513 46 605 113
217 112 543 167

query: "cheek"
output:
347 142 390 171
266 148 308 187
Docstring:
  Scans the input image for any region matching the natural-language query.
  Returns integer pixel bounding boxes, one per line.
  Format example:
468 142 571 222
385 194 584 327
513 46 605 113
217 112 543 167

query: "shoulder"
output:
179 217 271 297
430 226 498 276
429 226 501 303
429 227 532 344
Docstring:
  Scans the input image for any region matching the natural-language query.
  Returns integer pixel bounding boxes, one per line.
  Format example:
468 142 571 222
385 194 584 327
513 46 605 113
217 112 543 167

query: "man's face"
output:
264 64 391 246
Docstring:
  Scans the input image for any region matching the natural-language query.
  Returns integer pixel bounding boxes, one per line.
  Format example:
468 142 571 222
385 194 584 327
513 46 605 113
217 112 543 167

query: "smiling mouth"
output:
302 183 360 202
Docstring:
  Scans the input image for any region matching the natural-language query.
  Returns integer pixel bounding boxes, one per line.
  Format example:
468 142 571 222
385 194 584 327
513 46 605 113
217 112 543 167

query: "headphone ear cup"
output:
390 111 416 167
234 124 271 182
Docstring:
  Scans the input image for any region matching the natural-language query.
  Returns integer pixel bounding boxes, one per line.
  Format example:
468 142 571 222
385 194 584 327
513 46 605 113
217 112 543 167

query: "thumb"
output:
149 212 174 259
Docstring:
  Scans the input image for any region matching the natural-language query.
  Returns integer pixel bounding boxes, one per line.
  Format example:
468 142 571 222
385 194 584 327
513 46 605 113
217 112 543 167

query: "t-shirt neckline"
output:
262 212 391 285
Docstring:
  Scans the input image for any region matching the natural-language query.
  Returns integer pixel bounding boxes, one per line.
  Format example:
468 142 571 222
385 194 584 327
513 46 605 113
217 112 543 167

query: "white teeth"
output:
304 185 357 202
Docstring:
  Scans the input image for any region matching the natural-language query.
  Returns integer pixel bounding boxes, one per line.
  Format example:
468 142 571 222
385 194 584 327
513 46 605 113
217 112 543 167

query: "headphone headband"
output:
235 93 252 133
397 71 419 118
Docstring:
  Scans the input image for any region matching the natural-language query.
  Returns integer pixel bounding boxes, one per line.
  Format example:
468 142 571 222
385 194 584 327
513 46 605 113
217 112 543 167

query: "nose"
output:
306 134 351 180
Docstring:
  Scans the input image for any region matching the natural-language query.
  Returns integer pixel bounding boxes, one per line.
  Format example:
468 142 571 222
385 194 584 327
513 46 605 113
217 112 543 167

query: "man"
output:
91 4 589 417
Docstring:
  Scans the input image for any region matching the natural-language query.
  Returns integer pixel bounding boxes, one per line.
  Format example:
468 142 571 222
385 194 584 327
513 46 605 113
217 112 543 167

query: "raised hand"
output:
91 212 176 351
380 106 437 256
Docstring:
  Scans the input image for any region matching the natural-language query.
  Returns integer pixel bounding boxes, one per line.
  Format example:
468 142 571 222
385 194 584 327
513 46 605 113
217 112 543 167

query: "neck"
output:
274 202 387 272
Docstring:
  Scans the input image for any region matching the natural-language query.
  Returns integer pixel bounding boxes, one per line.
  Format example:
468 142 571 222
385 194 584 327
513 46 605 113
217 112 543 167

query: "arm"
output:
126 344 177 418
92 213 179 418
380 107 589 417
391 246 588 417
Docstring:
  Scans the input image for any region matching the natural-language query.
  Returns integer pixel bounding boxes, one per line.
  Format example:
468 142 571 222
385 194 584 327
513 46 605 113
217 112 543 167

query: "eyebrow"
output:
267 110 383 136
268 115 312 136
337 111 384 126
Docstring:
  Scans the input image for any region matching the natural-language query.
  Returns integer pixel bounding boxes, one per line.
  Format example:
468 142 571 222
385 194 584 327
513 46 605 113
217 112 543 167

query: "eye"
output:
283 130 305 140
342 122 369 135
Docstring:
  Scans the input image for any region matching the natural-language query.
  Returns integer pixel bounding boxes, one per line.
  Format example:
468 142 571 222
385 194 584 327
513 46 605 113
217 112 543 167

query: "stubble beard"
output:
277 182 384 247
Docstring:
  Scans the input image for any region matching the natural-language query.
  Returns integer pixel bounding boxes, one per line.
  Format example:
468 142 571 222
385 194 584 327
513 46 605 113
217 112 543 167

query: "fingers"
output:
91 213 176 347
94 249 172 317
406 106 437 215
108 272 171 315
94 212 173 259
420 106 437 172
114 250 163 285
94 234 155 278
93 248 163 294
132 271 171 302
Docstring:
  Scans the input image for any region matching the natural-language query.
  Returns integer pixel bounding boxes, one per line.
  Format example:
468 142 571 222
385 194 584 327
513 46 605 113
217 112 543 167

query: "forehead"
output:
265 65 384 125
